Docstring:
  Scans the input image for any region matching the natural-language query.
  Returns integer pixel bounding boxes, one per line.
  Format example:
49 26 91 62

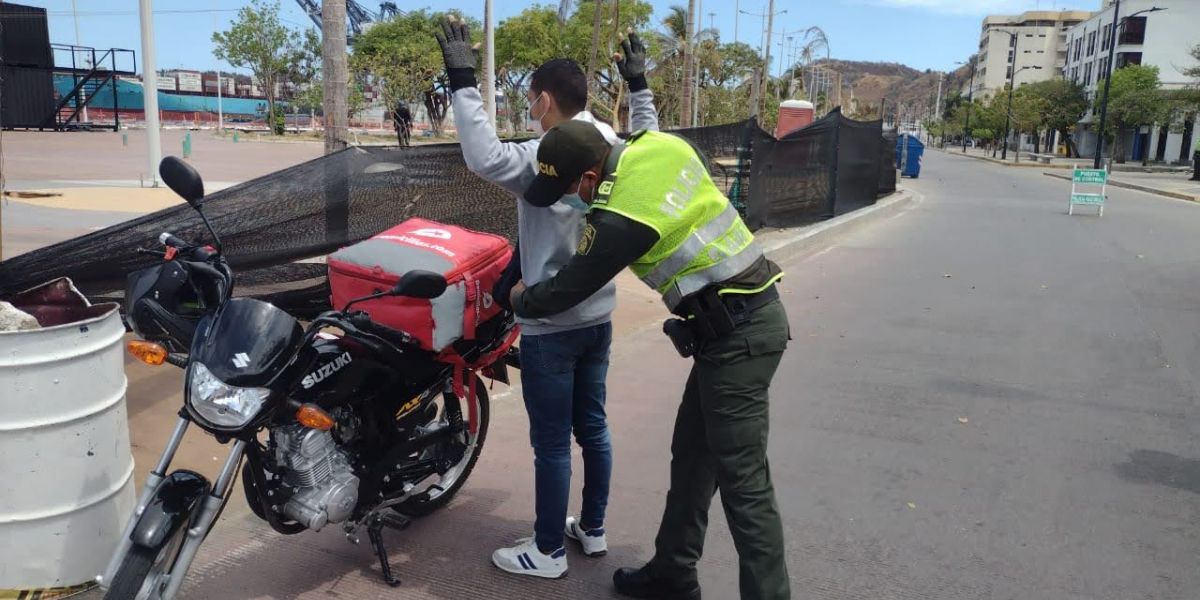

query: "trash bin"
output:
0 279 135 593
1192 150 1199 182
895 134 925 179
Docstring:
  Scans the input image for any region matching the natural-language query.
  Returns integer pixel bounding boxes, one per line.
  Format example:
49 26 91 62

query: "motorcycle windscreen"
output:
191 297 303 388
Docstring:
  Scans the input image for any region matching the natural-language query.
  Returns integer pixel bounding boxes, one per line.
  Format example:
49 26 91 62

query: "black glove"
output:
614 30 649 92
493 242 522 312
435 18 478 92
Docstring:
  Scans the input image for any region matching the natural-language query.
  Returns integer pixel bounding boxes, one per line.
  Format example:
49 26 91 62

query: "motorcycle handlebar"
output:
159 232 189 249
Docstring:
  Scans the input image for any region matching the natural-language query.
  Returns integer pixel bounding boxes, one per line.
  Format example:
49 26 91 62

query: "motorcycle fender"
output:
129 470 211 550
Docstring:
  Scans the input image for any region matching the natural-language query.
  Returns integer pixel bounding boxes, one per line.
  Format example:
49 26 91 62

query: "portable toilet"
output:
774 100 815 138
895 133 925 178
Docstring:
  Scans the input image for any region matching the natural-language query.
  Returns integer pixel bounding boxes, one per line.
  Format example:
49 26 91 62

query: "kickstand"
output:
367 512 412 587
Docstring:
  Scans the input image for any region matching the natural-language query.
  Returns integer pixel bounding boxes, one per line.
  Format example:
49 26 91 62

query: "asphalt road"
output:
83 149 1200 599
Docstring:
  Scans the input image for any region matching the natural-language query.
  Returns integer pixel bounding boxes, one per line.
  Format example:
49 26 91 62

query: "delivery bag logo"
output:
410 228 452 240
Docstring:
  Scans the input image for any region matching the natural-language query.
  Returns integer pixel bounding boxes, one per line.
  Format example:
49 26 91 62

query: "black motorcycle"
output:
101 157 517 599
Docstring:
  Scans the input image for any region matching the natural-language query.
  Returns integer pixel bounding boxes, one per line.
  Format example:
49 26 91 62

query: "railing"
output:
50 44 136 75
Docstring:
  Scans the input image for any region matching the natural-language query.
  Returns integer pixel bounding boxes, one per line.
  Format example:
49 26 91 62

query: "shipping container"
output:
0 3 52 68
0 66 54 128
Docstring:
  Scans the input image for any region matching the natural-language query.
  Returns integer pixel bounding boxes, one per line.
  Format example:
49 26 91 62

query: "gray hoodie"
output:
452 86 659 335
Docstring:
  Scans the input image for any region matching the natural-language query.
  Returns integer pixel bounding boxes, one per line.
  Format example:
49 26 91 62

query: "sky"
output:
22 0 1099 76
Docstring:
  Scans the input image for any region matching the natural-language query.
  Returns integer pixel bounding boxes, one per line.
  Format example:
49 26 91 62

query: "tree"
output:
493 0 653 127
645 4 716 127
352 10 476 136
1184 43 1200 81
495 6 565 134
212 0 306 134
1019 79 1087 156
1099 65 1170 163
1010 83 1047 154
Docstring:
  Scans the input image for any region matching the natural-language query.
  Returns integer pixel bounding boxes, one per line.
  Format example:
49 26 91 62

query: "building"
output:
1064 0 1200 164
972 10 1094 98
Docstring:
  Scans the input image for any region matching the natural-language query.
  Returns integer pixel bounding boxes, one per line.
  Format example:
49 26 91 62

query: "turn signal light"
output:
296 404 335 430
127 340 168 366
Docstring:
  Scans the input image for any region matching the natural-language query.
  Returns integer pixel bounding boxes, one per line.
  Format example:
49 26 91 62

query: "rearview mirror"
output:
390 270 446 299
159 156 205 207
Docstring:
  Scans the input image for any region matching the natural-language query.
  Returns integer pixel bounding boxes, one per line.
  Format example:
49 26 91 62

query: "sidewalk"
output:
1042 169 1200 202
934 145 1194 173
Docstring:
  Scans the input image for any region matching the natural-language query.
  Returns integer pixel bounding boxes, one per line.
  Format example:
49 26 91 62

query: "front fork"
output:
99 415 246 600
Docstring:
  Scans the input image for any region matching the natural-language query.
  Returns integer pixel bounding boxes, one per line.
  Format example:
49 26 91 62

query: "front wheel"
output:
103 537 181 600
394 375 490 516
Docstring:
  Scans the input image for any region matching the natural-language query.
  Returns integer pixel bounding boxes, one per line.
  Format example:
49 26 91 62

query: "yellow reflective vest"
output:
592 130 766 310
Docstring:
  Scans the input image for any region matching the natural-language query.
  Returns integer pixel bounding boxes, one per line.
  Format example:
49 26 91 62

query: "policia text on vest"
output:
511 120 793 600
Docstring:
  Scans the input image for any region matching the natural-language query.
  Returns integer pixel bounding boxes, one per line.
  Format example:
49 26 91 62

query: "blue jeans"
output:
519 322 613 553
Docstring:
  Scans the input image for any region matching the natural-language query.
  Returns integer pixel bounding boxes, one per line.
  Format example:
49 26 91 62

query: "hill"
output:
805 59 973 121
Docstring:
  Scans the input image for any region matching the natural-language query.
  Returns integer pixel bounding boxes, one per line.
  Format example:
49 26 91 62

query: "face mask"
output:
528 93 548 137
560 194 588 212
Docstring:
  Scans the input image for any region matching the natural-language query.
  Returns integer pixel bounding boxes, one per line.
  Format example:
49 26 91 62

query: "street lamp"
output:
1093 2 1166 169
1003 65 1042 161
957 58 977 153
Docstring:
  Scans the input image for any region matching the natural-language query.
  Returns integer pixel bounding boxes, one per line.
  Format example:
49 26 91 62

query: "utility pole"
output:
484 0 496 128
1092 1 1166 169
322 0 348 153
692 0 703 128
959 58 977 153
762 0 775 117
734 0 739 45
681 0 695 127
71 0 88 123
213 1 223 133
998 29 1019 161
934 72 944 121
138 0 161 186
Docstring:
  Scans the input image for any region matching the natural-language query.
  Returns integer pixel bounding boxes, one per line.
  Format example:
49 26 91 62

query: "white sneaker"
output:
491 537 568 579
565 516 608 557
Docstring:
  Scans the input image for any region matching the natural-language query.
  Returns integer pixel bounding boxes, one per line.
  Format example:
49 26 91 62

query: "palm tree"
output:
796 27 829 102
653 5 718 64
652 4 720 126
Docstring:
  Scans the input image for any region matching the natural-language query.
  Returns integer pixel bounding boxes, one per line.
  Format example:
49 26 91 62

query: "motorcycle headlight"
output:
187 362 269 428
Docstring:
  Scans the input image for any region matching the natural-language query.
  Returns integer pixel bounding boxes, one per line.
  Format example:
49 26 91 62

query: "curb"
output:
759 189 917 264
933 147 1070 169
1042 171 1200 203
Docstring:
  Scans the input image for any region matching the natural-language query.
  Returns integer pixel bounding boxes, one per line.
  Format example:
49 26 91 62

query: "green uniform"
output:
514 130 791 600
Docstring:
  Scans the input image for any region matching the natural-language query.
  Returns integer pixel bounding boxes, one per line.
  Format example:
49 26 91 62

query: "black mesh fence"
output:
879 128 898 196
0 115 896 316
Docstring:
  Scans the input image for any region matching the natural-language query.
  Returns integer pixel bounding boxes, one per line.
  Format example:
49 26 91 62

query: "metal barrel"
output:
0 302 135 590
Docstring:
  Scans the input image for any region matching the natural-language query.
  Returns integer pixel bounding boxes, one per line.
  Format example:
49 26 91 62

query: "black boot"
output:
613 565 701 600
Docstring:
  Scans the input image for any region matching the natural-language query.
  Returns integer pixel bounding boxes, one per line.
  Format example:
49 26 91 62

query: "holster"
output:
662 288 737 358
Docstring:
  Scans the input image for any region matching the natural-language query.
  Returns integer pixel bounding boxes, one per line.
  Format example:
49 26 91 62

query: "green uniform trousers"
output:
649 298 791 600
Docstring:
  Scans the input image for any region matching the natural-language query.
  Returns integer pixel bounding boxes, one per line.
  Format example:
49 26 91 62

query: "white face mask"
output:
528 93 548 138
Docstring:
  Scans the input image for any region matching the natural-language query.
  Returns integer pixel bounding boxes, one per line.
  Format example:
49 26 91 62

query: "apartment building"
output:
972 10 1093 98
1064 0 1200 164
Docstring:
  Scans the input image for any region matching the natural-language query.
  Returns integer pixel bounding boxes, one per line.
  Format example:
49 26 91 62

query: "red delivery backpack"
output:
327 218 513 353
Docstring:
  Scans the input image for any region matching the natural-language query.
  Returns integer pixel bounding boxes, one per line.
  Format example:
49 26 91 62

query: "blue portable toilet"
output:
895 134 924 178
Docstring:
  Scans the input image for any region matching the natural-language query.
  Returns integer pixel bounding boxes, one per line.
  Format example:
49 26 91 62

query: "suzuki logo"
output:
232 353 251 369
411 228 452 240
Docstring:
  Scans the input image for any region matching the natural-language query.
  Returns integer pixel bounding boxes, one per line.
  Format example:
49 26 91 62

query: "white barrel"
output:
0 303 135 589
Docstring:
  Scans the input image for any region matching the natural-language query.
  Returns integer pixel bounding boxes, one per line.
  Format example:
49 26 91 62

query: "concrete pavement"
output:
75 148 1200 599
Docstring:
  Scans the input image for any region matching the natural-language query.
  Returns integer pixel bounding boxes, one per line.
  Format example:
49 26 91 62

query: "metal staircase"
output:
46 45 136 131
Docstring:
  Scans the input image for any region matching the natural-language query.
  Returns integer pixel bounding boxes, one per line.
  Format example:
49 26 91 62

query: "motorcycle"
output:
101 157 518 599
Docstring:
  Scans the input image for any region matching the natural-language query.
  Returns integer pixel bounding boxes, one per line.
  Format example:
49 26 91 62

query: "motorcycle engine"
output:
273 424 360 531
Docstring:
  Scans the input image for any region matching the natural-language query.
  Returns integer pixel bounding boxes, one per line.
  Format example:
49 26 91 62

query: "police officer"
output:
509 120 791 600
